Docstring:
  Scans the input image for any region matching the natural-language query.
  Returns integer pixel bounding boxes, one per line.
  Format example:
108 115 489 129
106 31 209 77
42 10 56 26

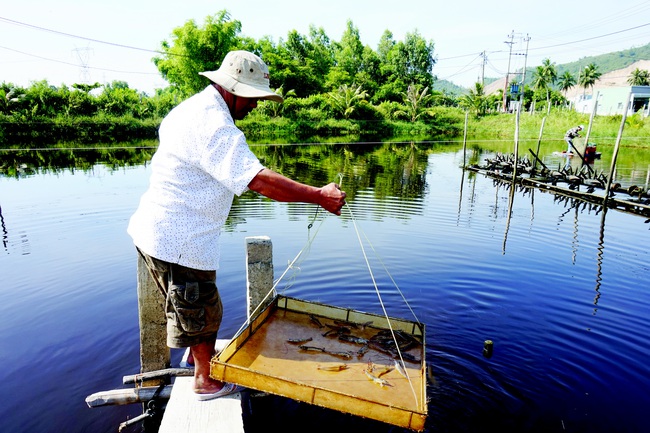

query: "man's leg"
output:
191 339 225 394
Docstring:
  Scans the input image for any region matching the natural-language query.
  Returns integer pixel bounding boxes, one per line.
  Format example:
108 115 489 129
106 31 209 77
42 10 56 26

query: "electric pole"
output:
502 30 515 112
518 34 531 110
481 51 487 86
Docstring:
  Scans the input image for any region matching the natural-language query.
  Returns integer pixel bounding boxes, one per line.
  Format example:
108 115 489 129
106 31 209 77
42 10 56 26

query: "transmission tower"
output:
72 46 93 84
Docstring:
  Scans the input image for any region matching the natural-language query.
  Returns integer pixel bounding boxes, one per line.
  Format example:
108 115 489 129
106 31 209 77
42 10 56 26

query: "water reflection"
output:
1 205 7 251
593 209 607 315
2 140 650 433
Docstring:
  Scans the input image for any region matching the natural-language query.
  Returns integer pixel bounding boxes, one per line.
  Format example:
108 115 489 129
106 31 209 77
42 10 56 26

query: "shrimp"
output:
363 369 393 387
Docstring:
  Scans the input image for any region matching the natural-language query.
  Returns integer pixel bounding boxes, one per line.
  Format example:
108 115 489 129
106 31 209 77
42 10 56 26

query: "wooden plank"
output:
158 376 245 433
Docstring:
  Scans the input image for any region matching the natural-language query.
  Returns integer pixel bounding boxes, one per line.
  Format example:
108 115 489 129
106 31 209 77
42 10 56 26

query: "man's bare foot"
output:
194 375 225 394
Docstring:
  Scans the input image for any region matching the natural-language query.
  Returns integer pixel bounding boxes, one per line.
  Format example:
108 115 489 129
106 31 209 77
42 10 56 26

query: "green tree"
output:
578 63 602 96
72 82 102 94
333 20 364 80
257 85 296 117
21 80 68 118
98 81 146 118
154 10 242 97
0 83 25 116
557 71 576 100
328 83 368 119
395 85 431 122
376 30 435 103
459 82 488 117
531 58 557 114
627 68 650 86
395 31 436 90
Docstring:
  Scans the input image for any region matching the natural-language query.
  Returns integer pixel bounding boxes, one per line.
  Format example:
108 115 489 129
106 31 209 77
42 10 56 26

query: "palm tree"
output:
259 85 296 117
531 59 557 115
458 82 487 117
395 84 431 122
627 68 650 86
579 63 602 97
557 71 576 98
328 84 368 119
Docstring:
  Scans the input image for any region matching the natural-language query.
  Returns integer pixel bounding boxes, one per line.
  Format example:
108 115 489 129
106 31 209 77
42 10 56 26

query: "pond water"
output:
1 141 649 433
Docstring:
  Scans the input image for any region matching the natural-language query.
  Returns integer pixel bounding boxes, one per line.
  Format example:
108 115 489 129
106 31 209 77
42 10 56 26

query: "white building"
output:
571 85 650 116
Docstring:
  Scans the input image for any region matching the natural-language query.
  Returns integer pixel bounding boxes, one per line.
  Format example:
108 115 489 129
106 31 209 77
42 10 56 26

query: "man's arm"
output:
248 168 346 215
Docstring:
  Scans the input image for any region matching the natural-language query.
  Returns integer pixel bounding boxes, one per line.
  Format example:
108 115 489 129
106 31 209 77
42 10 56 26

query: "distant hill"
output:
483 43 650 97
556 43 650 79
432 79 466 96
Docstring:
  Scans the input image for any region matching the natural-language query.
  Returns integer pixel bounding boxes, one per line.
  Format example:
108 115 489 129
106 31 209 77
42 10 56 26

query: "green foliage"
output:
153 10 242 97
4 12 649 147
459 82 489 117
394 85 432 122
628 68 650 86
579 63 602 92
327 84 369 119
1 115 159 146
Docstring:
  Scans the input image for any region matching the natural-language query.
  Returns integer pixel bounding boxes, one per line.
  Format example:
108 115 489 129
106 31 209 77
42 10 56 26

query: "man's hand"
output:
318 183 347 215
248 169 346 215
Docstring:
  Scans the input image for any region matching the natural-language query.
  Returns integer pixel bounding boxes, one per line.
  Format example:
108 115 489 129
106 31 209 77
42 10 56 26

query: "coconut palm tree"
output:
395 84 431 122
458 82 488 117
627 68 650 86
578 63 602 97
531 59 557 115
557 71 576 97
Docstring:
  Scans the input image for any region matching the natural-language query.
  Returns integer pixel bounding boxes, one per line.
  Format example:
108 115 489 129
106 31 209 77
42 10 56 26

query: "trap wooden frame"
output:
210 295 427 431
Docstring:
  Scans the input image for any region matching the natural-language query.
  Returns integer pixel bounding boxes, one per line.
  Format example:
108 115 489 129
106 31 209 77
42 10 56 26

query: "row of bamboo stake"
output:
461 90 634 209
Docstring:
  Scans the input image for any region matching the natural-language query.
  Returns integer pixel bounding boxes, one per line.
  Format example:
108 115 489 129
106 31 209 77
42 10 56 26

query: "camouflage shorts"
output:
137 248 223 348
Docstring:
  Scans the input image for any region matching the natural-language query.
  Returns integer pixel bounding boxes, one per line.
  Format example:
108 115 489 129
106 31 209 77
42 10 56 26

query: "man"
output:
127 50 346 400
564 125 584 153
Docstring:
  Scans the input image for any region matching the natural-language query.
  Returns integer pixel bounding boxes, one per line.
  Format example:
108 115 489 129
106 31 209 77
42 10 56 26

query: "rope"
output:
226 172 421 406
344 201 420 406
228 203 327 341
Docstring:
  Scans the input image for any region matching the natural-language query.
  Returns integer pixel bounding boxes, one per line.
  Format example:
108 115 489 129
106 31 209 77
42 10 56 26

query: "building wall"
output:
572 86 650 116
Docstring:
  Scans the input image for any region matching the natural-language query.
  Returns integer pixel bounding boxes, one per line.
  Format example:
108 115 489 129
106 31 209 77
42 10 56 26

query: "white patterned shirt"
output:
127 85 264 270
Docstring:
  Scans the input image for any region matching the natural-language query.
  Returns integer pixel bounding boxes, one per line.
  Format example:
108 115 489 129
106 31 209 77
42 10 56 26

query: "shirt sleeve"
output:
200 123 265 196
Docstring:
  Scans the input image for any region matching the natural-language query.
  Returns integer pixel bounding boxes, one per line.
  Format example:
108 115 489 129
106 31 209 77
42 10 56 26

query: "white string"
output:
344 202 420 406
359 229 420 324
227 208 326 342
225 174 421 407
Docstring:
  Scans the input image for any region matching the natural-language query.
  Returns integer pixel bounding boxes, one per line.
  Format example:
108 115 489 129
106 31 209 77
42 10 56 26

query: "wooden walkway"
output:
158 342 246 433
158 376 245 433
85 237 274 432
158 340 247 433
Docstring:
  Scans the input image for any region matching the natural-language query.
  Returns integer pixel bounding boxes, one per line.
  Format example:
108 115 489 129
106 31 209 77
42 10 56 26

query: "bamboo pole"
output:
584 91 599 145
123 368 194 385
603 91 633 204
462 111 468 168
513 99 521 180
533 116 547 171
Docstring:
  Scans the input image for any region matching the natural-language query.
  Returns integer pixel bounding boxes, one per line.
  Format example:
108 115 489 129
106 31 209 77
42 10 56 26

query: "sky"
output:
1 0 649 95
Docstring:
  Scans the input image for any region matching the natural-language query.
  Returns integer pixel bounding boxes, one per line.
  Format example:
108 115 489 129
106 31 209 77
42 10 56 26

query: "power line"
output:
515 22 650 55
0 45 160 75
0 16 165 55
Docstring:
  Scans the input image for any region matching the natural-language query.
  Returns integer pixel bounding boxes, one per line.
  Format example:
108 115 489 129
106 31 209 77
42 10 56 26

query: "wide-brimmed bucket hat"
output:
199 50 283 103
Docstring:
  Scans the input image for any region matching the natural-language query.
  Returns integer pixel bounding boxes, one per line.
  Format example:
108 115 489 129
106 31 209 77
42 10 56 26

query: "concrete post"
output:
137 253 170 385
245 236 274 321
